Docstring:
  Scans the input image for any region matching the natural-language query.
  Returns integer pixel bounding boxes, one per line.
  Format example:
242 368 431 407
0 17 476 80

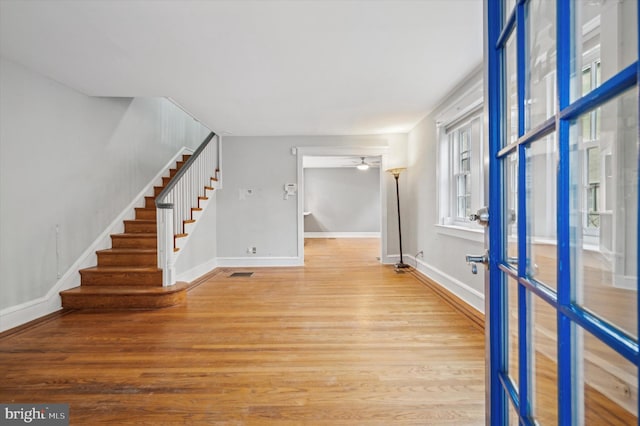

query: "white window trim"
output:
437 103 485 232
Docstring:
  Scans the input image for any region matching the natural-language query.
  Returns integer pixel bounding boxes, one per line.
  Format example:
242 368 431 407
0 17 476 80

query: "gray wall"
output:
304 167 380 233
175 191 218 278
405 65 485 311
217 134 406 259
0 56 212 311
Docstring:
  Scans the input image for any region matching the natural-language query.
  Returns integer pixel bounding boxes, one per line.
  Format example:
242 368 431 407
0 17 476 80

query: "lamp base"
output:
394 262 411 269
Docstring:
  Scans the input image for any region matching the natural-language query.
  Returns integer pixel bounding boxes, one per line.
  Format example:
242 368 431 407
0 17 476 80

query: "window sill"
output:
435 224 485 243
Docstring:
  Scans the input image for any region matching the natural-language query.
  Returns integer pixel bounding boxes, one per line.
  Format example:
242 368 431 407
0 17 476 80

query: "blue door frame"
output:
485 0 640 424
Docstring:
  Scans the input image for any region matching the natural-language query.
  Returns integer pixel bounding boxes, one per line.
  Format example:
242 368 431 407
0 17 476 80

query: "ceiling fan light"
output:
356 157 369 170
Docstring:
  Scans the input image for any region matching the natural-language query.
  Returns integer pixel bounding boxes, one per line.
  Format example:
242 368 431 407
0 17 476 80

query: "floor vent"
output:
229 272 254 278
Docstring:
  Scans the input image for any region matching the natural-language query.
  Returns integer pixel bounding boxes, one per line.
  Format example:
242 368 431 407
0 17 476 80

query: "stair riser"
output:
135 208 156 221
145 197 156 208
154 186 163 196
80 271 162 287
111 236 157 249
124 222 156 233
97 252 157 267
60 291 185 310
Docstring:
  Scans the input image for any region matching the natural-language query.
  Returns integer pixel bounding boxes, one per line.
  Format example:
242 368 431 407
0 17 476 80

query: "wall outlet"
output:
247 246 257 254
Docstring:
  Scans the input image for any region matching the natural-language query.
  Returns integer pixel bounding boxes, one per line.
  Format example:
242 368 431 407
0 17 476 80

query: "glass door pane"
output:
505 152 518 265
571 0 638 102
579 327 638 425
507 275 519 387
525 133 558 289
531 296 558 424
570 88 639 339
526 0 557 130
506 34 518 148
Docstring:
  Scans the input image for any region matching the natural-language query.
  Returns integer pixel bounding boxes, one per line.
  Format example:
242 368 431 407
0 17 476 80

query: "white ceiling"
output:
0 0 483 136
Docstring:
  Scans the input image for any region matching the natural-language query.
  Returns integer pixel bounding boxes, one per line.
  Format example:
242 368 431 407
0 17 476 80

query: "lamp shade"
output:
386 167 406 177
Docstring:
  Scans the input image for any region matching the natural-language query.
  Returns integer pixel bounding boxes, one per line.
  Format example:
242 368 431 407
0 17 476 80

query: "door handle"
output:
466 250 489 274
469 207 489 227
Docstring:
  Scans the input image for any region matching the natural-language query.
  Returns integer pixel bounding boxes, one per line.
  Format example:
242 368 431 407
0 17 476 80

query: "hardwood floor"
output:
0 238 485 425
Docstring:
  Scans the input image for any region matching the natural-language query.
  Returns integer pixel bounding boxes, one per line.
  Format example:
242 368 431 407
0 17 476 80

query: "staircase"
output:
60 154 202 310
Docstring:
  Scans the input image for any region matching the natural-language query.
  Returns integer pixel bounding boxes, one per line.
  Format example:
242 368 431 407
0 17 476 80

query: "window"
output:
438 107 484 229
452 124 472 219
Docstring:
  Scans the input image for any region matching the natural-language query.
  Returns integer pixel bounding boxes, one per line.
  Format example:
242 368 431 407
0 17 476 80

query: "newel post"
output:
156 207 176 286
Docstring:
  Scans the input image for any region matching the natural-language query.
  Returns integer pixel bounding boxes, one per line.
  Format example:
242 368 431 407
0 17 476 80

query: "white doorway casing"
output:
296 146 390 264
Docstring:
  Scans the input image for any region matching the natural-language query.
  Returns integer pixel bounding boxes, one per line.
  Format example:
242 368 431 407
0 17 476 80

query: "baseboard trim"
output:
0 292 66 333
406 256 485 331
304 232 381 238
187 267 224 290
216 257 303 267
0 309 74 340
176 258 219 284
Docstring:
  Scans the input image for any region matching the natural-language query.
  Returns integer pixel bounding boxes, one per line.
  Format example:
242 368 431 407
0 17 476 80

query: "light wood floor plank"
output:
0 238 485 424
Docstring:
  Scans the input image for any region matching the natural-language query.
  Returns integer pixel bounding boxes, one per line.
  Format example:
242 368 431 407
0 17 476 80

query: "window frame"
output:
438 105 485 230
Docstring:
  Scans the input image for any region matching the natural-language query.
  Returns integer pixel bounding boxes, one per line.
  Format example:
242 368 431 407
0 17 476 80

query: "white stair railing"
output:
156 132 219 286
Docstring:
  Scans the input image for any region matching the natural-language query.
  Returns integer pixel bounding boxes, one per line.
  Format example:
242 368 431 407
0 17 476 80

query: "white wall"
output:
0 57 210 316
175 191 218 282
405 66 485 312
217 134 406 261
304 167 380 233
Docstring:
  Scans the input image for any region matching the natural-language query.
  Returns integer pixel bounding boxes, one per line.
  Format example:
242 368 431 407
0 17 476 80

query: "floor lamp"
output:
387 167 410 269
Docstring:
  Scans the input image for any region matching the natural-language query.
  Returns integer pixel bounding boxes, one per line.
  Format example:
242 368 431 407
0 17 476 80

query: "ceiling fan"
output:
356 157 370 170
351 156 381 170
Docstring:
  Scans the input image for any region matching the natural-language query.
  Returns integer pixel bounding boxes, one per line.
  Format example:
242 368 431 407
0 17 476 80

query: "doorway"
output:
295 146 389 264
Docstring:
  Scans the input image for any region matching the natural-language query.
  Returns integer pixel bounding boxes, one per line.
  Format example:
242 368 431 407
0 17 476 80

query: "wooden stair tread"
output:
96 248 157 254
60 282 189 309
112 233 156 238
80 266 161 272
61 283 189 295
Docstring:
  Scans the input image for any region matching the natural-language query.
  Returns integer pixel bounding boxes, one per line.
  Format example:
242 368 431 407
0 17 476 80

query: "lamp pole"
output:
387 168 409 269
